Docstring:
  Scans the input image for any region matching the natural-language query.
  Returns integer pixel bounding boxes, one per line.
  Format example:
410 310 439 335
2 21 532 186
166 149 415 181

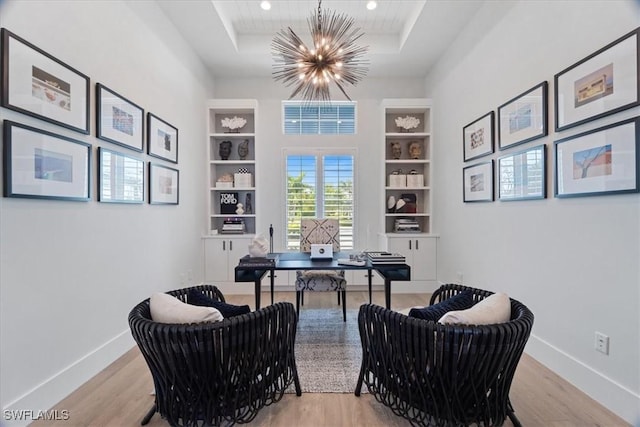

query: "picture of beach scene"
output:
574 63 614 108
34 147 73 182
509 104 532 134
573 144 612 179
31 66 71 111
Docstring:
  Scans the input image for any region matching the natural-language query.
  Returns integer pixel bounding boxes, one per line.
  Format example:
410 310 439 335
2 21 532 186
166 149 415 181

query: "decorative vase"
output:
219 140 232 160
390 141 402 159
238 139 250 160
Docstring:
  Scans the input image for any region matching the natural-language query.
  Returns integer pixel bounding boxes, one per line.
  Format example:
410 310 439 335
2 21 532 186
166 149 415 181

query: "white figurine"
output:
249 234 269 258
235 203 244 215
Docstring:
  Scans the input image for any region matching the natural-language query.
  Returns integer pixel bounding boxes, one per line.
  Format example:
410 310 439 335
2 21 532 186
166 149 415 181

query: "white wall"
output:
426 1 639 423
0 0 214 422
213 77 427 252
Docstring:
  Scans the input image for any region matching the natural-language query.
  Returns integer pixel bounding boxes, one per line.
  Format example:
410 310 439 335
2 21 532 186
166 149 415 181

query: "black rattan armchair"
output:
128 285 301 426
355 283 534 427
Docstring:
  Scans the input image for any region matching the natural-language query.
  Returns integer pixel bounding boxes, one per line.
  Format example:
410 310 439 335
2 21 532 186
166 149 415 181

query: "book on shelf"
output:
222 217 245 233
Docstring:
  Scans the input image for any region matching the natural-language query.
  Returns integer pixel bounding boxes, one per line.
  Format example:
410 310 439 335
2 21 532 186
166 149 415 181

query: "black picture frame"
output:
498 82 548 150
98 147 144 204
554 117 639 198
463 160 494 202
149 163 179 205
1 28 90 134
96 83 144 152
147 113 178 163
498 144 546 201
463 111 494 162
3 120 91 201
554 27 639 132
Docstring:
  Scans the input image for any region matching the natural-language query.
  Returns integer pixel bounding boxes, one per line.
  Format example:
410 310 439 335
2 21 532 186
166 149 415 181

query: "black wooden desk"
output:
234 252 411 310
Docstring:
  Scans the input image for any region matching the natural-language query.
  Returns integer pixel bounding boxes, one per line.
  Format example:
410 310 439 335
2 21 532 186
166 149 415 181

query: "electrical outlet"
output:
595 332 609 355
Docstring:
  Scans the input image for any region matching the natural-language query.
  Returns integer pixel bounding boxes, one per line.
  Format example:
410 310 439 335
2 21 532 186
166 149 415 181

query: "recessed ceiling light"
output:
260 1 271 11
366 1 377 10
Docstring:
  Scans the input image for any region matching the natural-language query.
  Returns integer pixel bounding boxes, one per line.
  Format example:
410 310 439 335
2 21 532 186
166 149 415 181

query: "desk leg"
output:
270 270 275 305
255 279 261 310
384 278 391 309
368 269 372 304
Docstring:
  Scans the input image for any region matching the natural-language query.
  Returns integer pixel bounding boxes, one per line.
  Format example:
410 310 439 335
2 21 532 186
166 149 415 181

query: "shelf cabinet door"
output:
204 236 253 282
385 235 437 282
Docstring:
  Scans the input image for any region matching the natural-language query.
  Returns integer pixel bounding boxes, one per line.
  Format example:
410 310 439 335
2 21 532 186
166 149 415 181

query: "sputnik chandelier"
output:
271 0 369 102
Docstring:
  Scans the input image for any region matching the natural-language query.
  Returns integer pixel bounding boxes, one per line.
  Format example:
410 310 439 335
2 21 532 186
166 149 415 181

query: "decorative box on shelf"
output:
216 181 233 188
406 173 424 187
388 174 406 187
234 172 252 188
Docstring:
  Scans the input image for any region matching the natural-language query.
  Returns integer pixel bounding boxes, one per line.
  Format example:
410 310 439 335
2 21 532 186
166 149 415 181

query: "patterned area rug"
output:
287 308 363 393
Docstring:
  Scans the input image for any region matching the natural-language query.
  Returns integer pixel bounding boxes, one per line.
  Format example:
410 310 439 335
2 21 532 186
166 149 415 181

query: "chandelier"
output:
271 0 369 102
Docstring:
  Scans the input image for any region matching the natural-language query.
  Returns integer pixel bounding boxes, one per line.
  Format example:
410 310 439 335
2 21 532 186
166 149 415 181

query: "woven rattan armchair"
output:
355 284 534 427
128 285 301 426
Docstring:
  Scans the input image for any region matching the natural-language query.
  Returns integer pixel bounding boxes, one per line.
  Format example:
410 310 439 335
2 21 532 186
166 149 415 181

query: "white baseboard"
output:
526 334 640 426
2 330 134 427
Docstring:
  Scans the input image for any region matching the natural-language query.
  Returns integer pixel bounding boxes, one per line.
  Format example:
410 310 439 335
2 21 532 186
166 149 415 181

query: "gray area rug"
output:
287 308 363 393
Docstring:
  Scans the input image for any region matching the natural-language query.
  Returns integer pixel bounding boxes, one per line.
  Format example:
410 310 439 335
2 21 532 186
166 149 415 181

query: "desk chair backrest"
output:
300 218 340 252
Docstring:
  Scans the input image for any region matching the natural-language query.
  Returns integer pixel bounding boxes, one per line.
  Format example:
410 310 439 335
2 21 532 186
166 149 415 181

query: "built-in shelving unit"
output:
379 99 437 290
206 99 258 235
382 99 432 234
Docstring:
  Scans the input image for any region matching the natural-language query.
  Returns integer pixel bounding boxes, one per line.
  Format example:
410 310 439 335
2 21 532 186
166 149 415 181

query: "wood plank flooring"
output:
30 291 629 427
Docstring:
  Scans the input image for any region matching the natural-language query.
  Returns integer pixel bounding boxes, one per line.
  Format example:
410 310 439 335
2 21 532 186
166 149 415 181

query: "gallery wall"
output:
0 0 214 419
426 1 639 423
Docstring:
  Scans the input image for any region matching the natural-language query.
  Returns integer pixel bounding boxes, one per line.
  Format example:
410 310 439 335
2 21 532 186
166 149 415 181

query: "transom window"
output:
283 101 356 135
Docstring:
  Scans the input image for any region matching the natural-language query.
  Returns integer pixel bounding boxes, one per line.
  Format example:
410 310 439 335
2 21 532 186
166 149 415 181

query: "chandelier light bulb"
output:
260 1 272 11
366 1 377 11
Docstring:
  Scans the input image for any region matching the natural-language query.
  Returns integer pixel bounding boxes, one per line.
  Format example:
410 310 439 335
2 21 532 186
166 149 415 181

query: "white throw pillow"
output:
438 292 511 325
150 292 223 324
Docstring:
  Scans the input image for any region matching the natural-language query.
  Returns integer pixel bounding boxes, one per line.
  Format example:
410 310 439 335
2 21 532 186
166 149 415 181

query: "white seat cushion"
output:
438 292 511 325
150 292 223 324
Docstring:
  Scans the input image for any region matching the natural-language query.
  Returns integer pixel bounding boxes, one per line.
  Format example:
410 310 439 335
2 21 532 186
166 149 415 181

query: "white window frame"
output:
283 147 357 251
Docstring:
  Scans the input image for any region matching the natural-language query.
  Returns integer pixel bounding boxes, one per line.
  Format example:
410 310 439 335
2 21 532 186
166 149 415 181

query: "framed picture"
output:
0 28 90 134
147 113 178 163
463 160 494 202
149 163 179 205
463 112 494 162
498 144 546 201
555 28 639 132
3 120 91 201
96 83 144 152
498 82 548 150
98 147 144 203
555 117 638 198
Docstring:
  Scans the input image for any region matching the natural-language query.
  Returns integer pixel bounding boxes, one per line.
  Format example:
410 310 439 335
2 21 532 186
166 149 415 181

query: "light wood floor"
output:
31 291 629 427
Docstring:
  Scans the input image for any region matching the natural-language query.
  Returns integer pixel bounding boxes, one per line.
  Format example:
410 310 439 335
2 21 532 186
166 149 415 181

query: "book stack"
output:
221 218 245 234
238 254 278 268
394 218 421 233
367 251 406 265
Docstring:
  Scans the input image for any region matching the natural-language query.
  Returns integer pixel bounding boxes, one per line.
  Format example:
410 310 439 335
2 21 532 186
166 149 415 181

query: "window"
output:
285 151 354 250
283 101 356 135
